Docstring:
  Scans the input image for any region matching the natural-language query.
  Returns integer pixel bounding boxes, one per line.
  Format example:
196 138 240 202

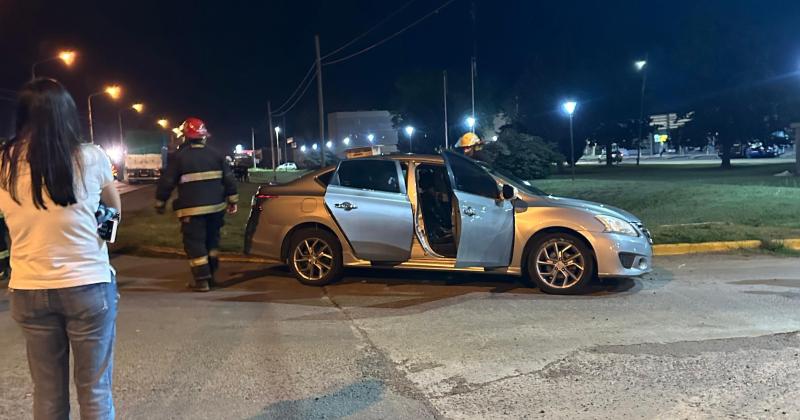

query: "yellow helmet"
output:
455 132 482 148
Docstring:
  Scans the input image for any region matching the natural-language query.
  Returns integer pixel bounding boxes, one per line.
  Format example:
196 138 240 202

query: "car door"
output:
324 159 414 261
442 151 514 268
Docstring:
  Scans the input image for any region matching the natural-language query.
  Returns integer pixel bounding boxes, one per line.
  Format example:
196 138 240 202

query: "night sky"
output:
2 0 799 151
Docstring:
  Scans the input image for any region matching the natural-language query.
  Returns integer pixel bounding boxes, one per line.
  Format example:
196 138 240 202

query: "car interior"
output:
415 164 457 257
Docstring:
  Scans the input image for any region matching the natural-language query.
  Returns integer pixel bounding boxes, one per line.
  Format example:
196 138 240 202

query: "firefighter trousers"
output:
181 211 225 284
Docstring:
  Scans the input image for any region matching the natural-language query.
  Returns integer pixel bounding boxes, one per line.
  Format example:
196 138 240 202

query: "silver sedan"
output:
244 152 652 294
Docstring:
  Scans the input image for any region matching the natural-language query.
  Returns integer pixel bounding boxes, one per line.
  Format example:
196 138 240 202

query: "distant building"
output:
327 110 398 154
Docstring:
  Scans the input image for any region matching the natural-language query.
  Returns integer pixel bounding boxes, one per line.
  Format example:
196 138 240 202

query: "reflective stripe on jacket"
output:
155 141 238 217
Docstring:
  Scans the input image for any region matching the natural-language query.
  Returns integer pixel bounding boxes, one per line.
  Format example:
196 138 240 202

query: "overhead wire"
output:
269 0 458 116
320 0 419 60
322 0 458 66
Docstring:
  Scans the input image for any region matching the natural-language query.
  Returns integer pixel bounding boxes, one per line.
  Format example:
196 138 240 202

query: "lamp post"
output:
562 100 577 181
31 50 76 79
635 58 648 165
118 103 144 147
465 116 476 132
404 125 415 153
88 85 122 144
274 126 282 164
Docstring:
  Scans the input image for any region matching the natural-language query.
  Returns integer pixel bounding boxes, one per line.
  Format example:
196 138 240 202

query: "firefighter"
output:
155 117 238 292
455 132 483 157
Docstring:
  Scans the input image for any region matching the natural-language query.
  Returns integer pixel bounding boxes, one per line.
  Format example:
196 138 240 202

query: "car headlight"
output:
595 215 639 237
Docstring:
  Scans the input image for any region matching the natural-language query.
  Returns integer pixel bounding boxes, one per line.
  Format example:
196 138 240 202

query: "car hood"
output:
521 193 641 223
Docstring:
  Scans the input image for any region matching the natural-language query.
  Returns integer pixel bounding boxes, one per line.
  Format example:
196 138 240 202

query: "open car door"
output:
324 159 413 262
442 151 514 268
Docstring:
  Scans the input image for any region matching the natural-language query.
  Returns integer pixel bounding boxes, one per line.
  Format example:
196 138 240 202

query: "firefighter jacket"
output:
155 140 238 217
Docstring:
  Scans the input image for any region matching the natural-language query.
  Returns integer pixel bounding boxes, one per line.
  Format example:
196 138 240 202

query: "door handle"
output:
463 206 476 217
335 202 357 211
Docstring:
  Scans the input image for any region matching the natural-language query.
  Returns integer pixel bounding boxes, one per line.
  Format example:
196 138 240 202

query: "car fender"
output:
510 204 603 268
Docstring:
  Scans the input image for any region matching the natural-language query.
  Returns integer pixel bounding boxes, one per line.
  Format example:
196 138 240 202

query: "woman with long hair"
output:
1 78 121 419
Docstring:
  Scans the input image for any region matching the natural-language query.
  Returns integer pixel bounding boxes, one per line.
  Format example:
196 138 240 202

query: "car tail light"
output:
252 194 278 210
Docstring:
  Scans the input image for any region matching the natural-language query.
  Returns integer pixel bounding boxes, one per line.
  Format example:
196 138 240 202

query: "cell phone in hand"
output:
98 218 119 243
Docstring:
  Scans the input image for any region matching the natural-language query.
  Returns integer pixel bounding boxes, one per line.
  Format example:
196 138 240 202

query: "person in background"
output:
0 213 9 280
155 117 238 292
1 78 121 419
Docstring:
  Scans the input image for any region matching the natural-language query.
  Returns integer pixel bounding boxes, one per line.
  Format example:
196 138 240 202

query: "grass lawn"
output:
535 163 800 244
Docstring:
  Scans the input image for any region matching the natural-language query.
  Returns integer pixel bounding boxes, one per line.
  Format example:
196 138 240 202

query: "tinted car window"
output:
335 160 401 193
446 152 499 199
316 170 334 186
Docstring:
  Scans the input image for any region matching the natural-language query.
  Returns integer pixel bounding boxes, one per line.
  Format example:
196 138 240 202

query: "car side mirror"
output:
502 184 515 200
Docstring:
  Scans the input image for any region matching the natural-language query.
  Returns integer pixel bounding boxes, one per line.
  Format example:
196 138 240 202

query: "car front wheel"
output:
526 233 595 294
288 228 343 286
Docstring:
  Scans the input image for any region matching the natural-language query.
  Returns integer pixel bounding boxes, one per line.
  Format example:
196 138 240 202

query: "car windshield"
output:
474 160 548 196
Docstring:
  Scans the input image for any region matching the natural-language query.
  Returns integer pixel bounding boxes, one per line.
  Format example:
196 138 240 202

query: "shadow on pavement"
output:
247 379 384 420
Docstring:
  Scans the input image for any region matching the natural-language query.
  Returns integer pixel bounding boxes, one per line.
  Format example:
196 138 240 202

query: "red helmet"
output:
179 117 209 139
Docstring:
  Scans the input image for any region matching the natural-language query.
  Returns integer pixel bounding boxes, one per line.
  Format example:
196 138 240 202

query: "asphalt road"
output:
2 253 800 419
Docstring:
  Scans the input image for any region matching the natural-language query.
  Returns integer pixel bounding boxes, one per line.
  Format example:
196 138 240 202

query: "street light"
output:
300 145 307 153
235 144 244 154
312 143 318 151
87 85 123 144
465 116 476 130
343 136 351 146
404 125 415 153
274 126 282 164
326 140 333 149
118 102 144 158
635 58 648 165
31 50 77 79
367 133 375 143
156 118 169 129
562 100 577 181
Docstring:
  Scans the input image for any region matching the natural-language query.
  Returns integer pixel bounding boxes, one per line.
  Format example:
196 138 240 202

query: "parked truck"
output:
123 130 168 183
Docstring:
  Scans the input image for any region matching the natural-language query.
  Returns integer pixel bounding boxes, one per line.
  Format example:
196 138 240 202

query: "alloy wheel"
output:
292 238 334 282
535 239 585 289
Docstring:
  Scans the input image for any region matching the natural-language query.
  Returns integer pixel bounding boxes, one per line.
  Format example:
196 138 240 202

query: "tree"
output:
475 127 563 180
590 119 638 166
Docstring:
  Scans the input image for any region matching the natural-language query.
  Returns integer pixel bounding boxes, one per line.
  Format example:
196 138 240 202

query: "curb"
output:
653 238 800 256
130 239 800 262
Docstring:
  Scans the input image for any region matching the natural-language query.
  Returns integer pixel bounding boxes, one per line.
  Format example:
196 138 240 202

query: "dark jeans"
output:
10 278 118 420
181 211 225 282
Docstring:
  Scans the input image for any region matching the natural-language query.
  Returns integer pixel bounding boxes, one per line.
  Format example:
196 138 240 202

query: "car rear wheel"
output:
525 233 595 294
288 228 343 286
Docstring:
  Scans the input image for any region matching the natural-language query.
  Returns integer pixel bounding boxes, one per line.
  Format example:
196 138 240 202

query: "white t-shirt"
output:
0 143 115 290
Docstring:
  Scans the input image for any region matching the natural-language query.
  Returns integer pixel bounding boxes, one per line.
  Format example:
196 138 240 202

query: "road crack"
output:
322 289 446 419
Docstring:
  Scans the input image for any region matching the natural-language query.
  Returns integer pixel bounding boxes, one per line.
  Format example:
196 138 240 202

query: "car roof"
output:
348 153 444 164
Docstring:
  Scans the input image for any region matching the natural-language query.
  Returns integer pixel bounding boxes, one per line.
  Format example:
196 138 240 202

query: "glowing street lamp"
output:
343 136 351 146
562 100 577 181
118 102 145 155
326 140 333 149
87 85 123 143
235 144 244 154
31 49 77 79
635 58 648 164
274 126 282 163
312 143 318 151
156 119 169 129
465 116 476 130
404 125 415 153
300 145 307 153
635 60 647 71
367 133 375 143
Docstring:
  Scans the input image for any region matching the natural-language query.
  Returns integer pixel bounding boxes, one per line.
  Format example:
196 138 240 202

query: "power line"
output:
321 0 419 60
272 74 316 117
322 0 458 66
271 62 315 114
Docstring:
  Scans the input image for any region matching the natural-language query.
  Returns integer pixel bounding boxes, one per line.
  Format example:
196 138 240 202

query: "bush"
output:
474 128 563 180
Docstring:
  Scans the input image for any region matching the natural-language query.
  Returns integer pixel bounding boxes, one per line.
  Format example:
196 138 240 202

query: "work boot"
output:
190 279 210 292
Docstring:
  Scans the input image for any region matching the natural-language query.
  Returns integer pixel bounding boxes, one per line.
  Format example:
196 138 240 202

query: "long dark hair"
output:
0 78 83 209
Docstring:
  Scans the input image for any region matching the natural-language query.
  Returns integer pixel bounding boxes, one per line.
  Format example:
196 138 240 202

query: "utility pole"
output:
315 35 326 167
268 101 275 174
636 55 648 165
251 127 256 169
443 70 449 149
282 115 288 163
470 56 476 132
569 113 575 181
